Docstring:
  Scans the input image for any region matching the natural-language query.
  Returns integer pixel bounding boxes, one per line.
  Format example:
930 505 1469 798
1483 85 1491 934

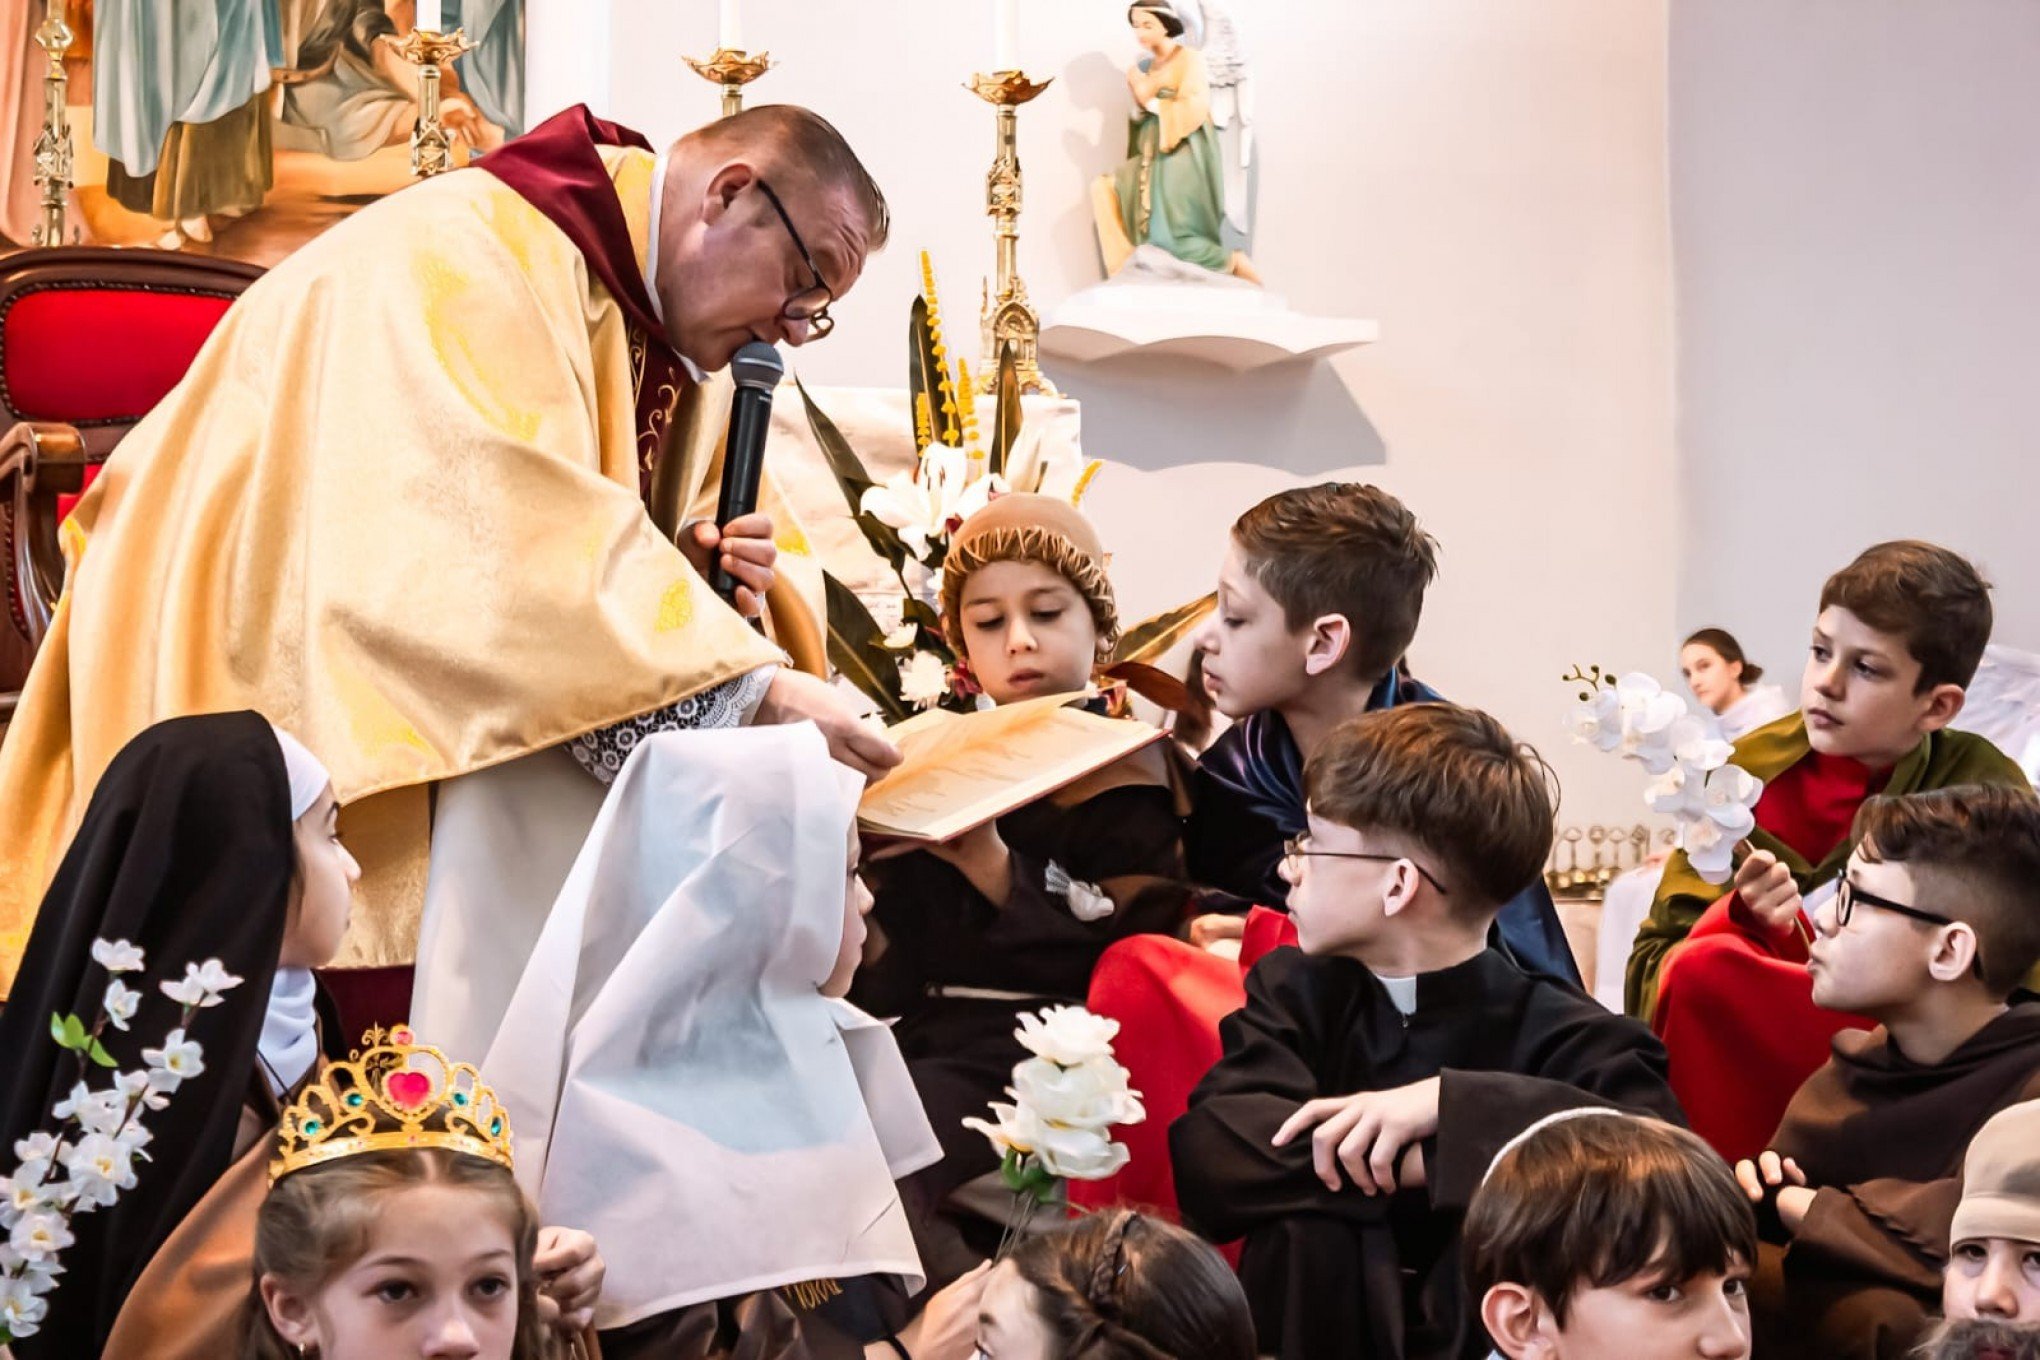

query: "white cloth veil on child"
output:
482 724 941 1329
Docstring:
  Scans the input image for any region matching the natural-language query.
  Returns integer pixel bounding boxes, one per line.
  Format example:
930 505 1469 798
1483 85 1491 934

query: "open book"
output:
857 692 1167 843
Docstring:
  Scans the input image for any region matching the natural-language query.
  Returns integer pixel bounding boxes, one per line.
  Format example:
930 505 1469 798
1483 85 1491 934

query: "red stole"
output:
475 104 686 497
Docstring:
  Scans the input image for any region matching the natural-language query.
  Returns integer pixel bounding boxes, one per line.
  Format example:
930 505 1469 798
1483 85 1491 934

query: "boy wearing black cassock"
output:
1172 703 1684 1360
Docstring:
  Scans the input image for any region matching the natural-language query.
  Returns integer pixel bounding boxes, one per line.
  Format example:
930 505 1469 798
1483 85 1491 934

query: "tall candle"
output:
719 0 744 52
992 0 1018 71
416 0 441 32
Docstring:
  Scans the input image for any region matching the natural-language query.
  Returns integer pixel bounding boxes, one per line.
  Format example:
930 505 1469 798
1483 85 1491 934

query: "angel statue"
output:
1090 0 1260 284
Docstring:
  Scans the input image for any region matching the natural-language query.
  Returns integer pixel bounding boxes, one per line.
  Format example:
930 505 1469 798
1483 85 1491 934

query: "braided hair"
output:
1007 1211 1255 1360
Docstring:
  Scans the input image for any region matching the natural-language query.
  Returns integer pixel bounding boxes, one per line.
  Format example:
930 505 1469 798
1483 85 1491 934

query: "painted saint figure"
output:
1092 0 1260 284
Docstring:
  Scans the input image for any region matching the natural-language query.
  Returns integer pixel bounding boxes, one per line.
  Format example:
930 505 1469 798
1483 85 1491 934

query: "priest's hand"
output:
683 512 779 619
1271 1076 1442 1196
755 668 903 782
1733 849 1805 939
533 1226 605 1335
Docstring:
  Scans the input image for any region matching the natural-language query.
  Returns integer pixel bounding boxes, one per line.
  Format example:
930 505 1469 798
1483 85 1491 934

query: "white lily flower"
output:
858 444 1007 560
102 978 141 1032
898 651 950 710
900 558 944 611
1566 685 1623 753
89 938 145 974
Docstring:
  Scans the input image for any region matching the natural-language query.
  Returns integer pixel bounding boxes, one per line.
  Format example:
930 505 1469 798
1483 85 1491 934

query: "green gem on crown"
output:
453 1091 469 1106
345 1092 365 1108
490 1117 502 1135
302 1118 322 1136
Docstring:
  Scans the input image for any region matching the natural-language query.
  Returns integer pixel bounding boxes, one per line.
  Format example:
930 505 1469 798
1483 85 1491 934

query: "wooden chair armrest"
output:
2 420 89 651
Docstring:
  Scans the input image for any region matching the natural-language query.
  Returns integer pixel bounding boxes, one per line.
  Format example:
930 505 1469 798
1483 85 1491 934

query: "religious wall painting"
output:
3 0 524 264
1091 0 1259 286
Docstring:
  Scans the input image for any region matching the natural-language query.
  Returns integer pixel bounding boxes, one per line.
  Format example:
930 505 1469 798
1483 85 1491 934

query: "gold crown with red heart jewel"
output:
269 1023 514 1184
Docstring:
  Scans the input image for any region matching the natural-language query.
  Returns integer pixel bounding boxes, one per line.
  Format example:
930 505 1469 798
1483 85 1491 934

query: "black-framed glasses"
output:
754 179 835 340
1835 876 1984 978
1282 836 1449 895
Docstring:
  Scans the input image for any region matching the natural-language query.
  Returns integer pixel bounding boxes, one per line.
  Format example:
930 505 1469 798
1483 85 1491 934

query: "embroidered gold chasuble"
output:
0 118 810 990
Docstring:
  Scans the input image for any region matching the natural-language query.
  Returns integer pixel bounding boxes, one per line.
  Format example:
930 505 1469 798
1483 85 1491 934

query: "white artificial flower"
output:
1645 761 1705 822
1566 685 1622 753
141 1028 205 1094
8 1207 72 1262
159 959 243 1009
0 1172 49 1230
961 1100 1044 1161
1013 1006 1121 1068
89 938 145 974
1011 1056 1146 1132
1668 717 1734 775
1681 815 1737 883
901 558 944 611
102 978 141 1032
52 1083 127 1139
1044 861 1115 923
0 1271 49 1339
859 444 1007 561
1029 1120 1133 1181
117 1069 169 1113
898 651 950 710
1611 673 1688 774
10 1134 60 1187
880 622 920 652
58 1133 136 1211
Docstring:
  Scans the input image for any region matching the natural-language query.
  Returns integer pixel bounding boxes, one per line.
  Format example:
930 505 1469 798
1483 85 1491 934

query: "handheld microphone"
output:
710 341 786 605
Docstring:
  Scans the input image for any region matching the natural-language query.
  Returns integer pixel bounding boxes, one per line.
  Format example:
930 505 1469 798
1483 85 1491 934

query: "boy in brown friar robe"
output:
1171 704 1681 1360
1739 785 2040 1360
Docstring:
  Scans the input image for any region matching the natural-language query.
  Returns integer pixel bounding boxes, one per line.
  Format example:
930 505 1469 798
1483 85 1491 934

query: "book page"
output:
858 695 1165 842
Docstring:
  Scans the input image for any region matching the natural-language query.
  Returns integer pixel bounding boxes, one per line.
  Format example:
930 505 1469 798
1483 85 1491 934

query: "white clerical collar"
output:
1373 971 1418 1017
642 149 705 383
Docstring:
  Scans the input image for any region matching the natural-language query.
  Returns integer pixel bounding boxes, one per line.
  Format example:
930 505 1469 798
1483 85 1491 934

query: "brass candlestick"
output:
684 48 775 118
399 28 475 177
968 71 1057 396
29 2 74 246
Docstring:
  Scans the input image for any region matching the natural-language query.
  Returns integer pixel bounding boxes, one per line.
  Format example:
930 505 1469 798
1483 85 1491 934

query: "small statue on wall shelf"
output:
1090 0 1260 285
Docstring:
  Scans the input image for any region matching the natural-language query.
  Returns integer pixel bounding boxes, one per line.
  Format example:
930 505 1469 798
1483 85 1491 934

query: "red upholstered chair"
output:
0 246 264 720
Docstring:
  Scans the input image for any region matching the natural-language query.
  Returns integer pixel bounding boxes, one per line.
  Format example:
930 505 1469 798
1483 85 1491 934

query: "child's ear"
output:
1915 682 1966 734
1927 921 1983 985
259 1274 319 1350
1480 1283 1558 1359
1302 613 1353 677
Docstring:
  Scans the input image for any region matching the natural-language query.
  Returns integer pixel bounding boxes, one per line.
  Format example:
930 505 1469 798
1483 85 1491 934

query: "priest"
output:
0 104 899 1000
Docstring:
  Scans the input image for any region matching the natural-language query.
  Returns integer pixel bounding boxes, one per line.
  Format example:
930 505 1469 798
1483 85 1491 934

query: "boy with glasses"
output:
1628 541 2030 1164
1171 704 1680 1360
1735 785 2040 1360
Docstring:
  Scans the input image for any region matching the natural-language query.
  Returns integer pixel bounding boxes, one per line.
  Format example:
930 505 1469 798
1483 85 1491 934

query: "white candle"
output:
719 0 744 52
992 0 1018 71
416 0 441 32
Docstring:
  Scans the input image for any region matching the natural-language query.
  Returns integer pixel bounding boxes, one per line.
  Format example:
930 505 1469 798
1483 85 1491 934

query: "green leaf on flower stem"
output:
824 573 913 724
87 1037 117 1068
50 1011 88 1049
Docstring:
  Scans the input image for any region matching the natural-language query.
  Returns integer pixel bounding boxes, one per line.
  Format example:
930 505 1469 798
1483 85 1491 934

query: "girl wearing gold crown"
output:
476 723 989 1359
248 1026 573 1359
0 712 602 1358
847 494 1191 1288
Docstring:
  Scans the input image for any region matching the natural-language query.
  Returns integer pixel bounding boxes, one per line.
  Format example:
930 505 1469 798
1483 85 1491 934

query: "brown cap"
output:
941 493 1118 653
1950 1100 2040 1247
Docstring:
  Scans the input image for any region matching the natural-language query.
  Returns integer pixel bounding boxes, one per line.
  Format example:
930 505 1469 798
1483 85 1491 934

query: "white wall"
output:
554 0 1680 825
1671 0 2040 690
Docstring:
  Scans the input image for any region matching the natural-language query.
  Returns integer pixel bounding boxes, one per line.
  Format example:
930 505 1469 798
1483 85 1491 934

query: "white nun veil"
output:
481 724 940 1328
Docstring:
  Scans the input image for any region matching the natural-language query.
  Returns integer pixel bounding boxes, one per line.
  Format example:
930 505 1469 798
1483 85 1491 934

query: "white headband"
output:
1481 1107 1643 1187
270 726 332 821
